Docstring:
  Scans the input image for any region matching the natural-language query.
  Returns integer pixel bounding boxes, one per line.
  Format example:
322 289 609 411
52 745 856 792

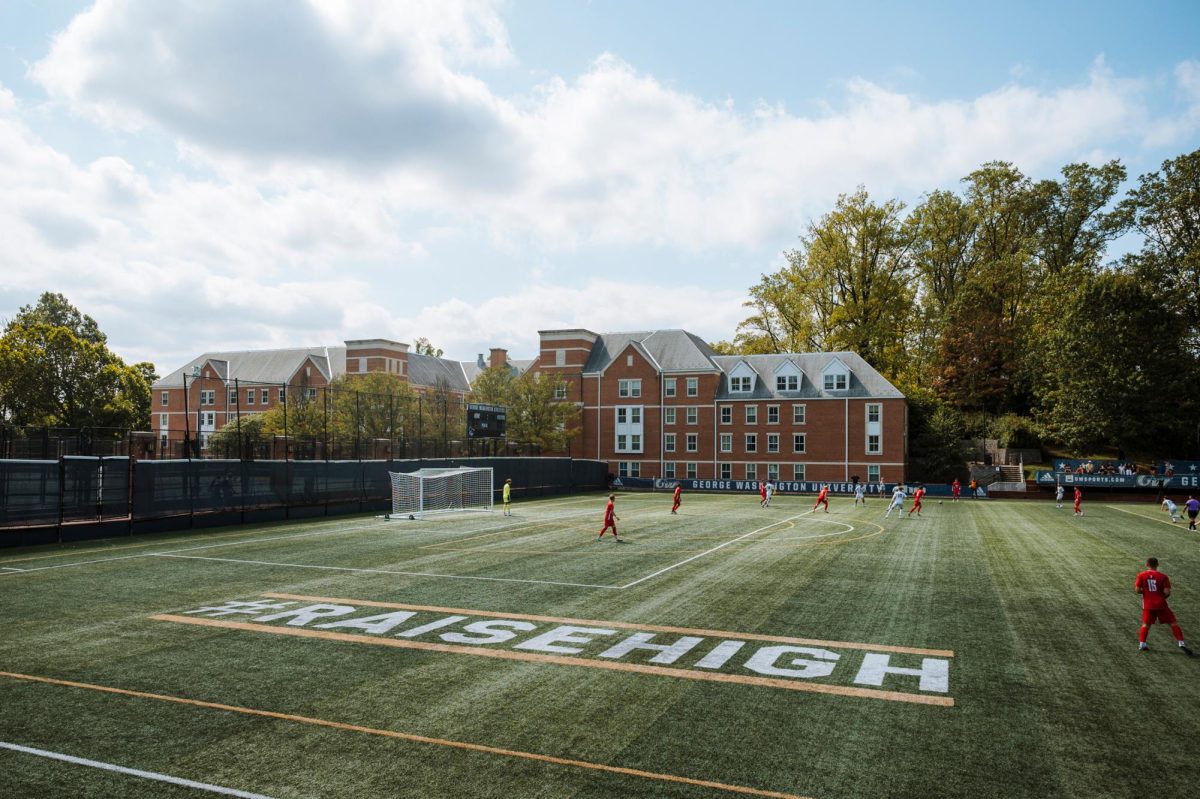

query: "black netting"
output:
0 460 60 527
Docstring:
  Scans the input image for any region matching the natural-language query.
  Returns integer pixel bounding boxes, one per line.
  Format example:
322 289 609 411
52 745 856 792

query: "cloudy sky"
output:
1 0 1198 371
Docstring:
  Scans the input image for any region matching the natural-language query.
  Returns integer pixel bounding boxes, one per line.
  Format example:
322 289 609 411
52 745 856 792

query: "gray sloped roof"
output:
711 351 903 400
583 330 722 374
460 358 533 386
153 344 467 392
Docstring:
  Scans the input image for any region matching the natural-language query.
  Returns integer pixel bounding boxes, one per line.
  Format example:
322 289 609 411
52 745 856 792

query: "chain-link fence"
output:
0 455 608 547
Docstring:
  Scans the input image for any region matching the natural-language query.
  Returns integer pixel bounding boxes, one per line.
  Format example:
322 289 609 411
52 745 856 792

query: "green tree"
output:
509 373 581 451
733 188 915 377
412 337 444 357
0 293 154 429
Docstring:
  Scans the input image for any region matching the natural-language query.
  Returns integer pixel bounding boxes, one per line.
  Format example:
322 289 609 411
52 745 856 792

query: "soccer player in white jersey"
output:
1163 498 1179 523
1055 483 1064 509
853 483 866 506
884 485 907 519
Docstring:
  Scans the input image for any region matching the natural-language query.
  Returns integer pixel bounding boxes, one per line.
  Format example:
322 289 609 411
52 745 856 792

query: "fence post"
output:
57 456 65 544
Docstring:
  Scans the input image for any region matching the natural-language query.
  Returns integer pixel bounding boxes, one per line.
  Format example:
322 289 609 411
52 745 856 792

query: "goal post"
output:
387 467 494 518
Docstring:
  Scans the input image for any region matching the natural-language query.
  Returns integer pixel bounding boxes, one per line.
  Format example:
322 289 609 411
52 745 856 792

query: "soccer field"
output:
1 492 1196 799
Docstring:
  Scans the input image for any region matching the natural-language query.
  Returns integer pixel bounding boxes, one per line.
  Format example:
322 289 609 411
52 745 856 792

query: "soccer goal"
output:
387 467 494 519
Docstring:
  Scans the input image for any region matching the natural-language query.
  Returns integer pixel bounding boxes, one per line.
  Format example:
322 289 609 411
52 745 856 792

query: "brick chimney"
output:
489 348 508 369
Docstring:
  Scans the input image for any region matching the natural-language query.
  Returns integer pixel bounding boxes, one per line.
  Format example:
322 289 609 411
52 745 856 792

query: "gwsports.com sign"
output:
155 593 954 707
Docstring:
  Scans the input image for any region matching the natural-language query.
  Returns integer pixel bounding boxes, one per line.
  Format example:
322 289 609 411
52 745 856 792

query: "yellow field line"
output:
0 669 814 799
261 592 953 658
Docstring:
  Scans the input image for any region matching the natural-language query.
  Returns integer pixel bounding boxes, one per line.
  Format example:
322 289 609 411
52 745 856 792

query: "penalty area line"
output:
619 510 816 590
0 672 814 799
0 740 276 799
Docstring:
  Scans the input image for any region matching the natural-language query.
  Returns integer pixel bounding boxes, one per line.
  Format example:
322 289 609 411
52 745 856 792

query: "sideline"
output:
0 740 276 799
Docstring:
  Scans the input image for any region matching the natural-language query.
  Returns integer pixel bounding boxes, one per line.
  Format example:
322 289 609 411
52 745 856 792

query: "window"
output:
767 434 779 453
793 464 806 481
554 382 567 400
793 434 806 453
665 407 676 425
618 461 641 478
686 463 698 479
745 434 757 453
686 377 698 397
305 388 317 400
720 433 733 453
767 463 779 481
720 463 732 480
664 378 676 398
823 372 848 391
868 465 880 483
767 405 779 424
745 405 758 424
228 389 237 405
200 389 215 406
686 433 698 452
618 379 641 398
159 414 168 428
720 406 732 424
556 349 566 366
627 355 634 367
616 405 644 452
665 433 676 453
746 463 758 480
203 412 215 426
867 403 881 423
686 407 698 425
261 389 269 404
793 404 806 424
278 388 286 403
730 375 752 392
776 374 799 392
246 389 255 406
160 391 169 407
664 462 676 479
867 434 881 454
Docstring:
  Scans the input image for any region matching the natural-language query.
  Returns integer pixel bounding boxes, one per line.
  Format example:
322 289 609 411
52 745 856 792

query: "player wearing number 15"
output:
1135 557 1192 655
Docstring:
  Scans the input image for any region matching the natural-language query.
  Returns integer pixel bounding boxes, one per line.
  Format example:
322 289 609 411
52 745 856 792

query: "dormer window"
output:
823 373 847 391
731 376 752 392
776 374 799 392
728 361 757 393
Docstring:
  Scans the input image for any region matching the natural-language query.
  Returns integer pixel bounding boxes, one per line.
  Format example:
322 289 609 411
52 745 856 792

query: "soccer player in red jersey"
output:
908 484 925 517
598 494 624 542
759 481 767 507
951 478 961 502
812 484 830 513
1073 486 1083 517
671 482 682 514
1135 557 1192 654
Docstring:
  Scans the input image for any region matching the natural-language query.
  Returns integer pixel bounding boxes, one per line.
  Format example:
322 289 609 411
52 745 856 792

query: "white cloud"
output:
5 5 1200 373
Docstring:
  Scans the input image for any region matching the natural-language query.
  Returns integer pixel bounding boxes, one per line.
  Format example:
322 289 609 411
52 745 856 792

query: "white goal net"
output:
387 467 494 518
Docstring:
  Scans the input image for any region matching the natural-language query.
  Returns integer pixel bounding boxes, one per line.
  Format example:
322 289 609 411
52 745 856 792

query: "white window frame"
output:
746 463 758 480
664 433 676 453
664 378 677 398
793 464 806 481
261 389 269 404
767 405 779 424
665 407 676 425
686 433 698 452
160 391 169 407
867 434 881 455
793 433 806 454
615 405 645 453
730 375 752 393
745 433 757 453
720 463 732 480
720 405 732 424
719 433 733 453
686 407 698 425
745 405 758 424
767 433 779 453
618 379 642 398
686 462 698 479
793 404 806 424
776 374 799 392
823 372 848 391
554 383 568 400
664 462 676 479
228 389 237 406
246 389 255 406
867 465 880 483
686 377 698 397
767 463 780 481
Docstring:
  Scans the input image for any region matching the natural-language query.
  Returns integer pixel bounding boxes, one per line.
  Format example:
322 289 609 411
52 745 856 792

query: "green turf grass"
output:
1 491 1196 798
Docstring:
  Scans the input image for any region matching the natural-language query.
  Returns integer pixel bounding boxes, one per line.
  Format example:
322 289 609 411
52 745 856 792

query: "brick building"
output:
533 329 906 485
151 339 510 452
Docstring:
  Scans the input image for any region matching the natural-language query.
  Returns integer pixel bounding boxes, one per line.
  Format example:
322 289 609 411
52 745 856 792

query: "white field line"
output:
1105 504 1186 527
152 553 619 590
619 510 818 590
1 567 24 572
0 741 276 799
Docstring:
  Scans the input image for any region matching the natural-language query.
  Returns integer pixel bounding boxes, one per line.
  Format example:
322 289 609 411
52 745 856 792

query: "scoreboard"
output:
466 403 507 438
